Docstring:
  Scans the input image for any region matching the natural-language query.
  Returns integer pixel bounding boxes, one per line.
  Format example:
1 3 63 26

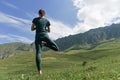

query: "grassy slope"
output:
0 39 120 80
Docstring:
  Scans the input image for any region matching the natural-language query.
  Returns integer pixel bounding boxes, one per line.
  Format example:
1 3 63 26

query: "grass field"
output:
0 39 120 80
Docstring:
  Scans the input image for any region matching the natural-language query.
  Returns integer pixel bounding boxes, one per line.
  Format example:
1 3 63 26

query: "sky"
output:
0 0 120 44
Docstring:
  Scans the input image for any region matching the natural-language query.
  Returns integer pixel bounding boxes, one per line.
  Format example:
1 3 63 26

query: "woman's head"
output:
38 9 45 17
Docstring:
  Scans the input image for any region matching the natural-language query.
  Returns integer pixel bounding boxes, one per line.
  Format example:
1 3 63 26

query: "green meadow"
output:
0 39 120 80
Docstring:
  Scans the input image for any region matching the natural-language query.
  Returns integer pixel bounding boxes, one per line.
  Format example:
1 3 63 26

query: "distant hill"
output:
0 42 33 59
55 23 120 50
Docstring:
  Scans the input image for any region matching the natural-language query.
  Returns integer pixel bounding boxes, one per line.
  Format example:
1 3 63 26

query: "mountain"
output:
55 23 120 50
0 23 120 59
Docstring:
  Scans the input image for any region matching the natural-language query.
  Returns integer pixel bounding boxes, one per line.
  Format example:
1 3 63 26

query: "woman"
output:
31 9 59 74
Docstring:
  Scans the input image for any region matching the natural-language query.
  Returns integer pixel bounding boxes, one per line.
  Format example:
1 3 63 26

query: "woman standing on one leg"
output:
31 9 59 74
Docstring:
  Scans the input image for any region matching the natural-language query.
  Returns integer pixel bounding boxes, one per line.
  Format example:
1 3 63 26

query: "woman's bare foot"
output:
38 70 42 74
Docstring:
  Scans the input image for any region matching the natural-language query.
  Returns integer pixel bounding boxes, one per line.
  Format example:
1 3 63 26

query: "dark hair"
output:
38 9 45 16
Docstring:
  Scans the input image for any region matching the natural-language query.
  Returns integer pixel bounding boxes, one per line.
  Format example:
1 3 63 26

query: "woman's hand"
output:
46 26 50 32
31 23 36 31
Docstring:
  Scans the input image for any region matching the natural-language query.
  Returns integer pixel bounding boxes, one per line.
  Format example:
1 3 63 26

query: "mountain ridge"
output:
55 23 120 50
0 23 120 59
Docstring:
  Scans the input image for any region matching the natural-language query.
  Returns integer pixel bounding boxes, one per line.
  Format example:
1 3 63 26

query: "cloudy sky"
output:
0 0 120 44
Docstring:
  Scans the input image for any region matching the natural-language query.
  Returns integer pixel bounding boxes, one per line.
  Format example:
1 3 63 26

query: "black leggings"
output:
35 34 59 71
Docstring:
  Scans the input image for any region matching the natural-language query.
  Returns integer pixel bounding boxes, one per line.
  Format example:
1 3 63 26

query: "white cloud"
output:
25 12 37 19
0 34 32 44
0 11 73 42
0 34 9 39
24 12 74 39
1 0 120 43
0 12 31 32
2 1 19 9
0 12 35 43
9 35 33 43
48 19 73 39
72 0 120 33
